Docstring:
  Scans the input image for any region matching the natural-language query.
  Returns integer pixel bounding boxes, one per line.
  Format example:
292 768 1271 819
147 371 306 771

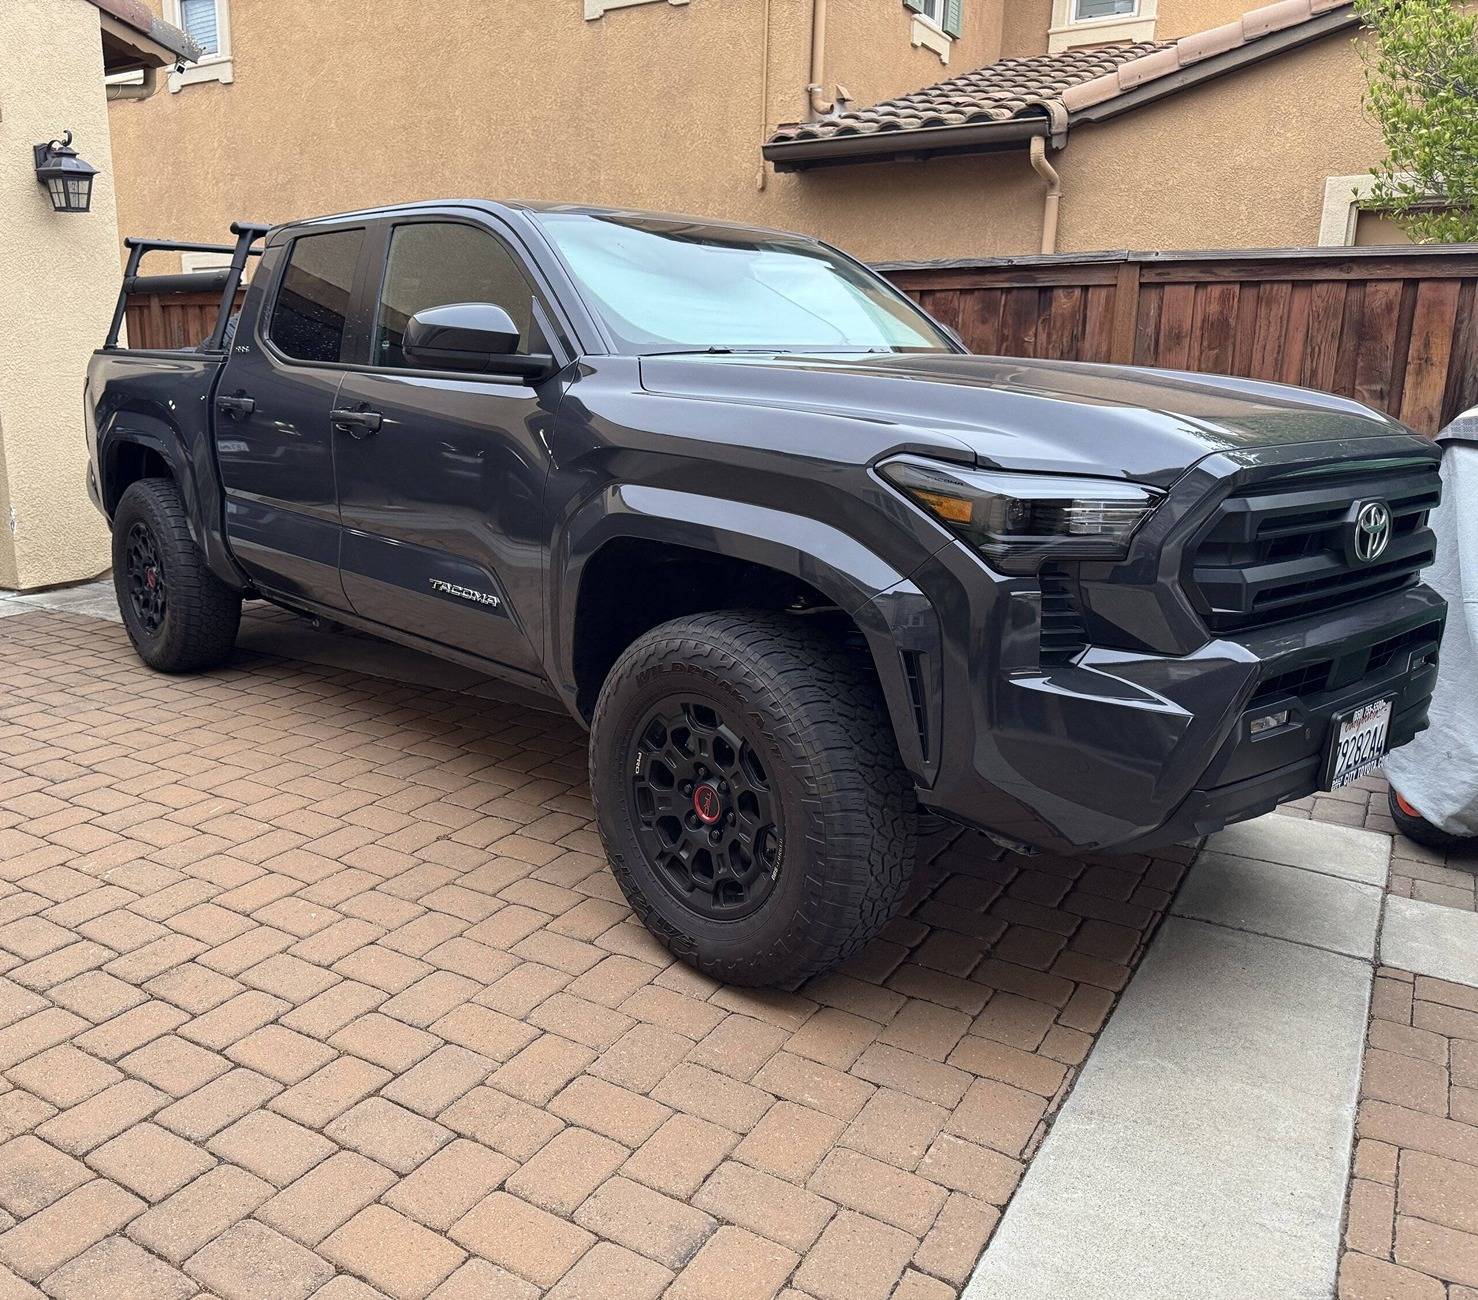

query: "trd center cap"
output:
692 783 723 825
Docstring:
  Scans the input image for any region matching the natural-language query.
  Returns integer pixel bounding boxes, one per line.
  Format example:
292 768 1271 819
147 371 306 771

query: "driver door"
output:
331 216 561 677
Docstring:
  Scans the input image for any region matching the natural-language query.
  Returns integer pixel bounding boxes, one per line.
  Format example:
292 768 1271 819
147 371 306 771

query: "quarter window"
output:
373 223 544 370
269 230 364 364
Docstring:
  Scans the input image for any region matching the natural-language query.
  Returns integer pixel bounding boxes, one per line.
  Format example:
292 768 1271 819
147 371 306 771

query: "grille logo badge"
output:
1352 501 1392 564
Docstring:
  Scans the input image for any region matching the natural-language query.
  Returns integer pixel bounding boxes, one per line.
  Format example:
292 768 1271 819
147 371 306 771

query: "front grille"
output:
1187 459 1440 632
1246 618 1442 709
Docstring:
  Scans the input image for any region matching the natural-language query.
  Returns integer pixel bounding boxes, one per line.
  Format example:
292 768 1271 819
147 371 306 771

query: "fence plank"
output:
886 247 1478 433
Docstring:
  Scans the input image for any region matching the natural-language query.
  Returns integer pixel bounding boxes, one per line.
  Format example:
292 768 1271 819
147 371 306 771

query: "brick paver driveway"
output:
0 609 1189 1300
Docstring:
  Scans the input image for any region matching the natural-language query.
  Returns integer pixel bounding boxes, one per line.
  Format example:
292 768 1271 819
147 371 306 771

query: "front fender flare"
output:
550 484 942 782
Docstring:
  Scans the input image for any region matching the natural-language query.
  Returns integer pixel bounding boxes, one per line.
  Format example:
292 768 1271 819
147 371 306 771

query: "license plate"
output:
1322 697 1393 791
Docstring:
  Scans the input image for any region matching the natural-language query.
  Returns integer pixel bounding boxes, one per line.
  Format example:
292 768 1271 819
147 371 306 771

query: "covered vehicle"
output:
1383 407 1478 845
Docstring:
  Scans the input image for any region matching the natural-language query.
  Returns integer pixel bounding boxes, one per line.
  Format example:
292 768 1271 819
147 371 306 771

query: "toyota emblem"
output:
1352 501 1392 564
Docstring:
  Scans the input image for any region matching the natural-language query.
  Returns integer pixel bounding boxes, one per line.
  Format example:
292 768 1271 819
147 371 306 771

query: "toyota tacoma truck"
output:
86 202 1446 986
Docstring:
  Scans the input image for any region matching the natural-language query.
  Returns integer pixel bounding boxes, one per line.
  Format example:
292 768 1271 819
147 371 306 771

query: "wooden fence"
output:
125 246 1478 434
883 245 1478 435
124 289 244 353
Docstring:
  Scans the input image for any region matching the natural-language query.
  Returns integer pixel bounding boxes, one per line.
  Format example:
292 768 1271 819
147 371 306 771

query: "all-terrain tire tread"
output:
113 478 241 673
590 610 916 986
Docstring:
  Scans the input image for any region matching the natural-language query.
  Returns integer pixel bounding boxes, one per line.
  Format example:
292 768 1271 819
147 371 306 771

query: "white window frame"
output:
1048 0 1157 52
1318 172 1447 246
166 0 234 92
585 0 688 20
908 1 954 65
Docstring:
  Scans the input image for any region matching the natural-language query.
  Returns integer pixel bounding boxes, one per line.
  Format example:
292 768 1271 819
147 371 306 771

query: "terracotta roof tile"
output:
770 43 1165 143
768 0 1353 150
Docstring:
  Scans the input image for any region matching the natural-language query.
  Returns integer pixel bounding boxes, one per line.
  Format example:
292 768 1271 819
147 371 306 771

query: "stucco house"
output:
109 0 1401 270
0 0 196 591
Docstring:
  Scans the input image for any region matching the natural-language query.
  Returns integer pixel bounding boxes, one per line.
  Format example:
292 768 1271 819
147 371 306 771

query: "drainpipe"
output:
807 0 833 119
106 64 159 101
1029 135 1062 256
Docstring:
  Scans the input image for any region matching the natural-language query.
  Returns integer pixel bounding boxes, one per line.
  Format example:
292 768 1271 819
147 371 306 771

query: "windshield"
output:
532 212 956 355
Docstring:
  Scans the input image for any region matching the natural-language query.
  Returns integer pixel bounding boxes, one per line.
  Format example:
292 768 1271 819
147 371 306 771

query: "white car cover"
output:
1382 407 1478 835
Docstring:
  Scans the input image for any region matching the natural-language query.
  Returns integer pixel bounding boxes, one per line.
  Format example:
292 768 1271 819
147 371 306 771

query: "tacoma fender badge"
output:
429 578 502 608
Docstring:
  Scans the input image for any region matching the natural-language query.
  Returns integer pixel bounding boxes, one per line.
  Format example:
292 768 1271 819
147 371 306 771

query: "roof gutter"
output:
764 116 1048 173
765 6 1357 172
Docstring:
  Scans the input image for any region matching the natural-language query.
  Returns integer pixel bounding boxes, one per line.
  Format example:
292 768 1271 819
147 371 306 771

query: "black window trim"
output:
349 212 575 387
259 223 374 369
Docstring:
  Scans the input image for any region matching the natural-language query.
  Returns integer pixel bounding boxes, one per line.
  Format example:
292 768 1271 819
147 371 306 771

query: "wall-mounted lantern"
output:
33 131 98 213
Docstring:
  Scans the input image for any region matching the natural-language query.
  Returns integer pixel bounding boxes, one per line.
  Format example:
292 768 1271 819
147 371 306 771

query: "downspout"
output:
1029 136 1061 255
758 0 773 190
106 64 160 102
807 0 834 119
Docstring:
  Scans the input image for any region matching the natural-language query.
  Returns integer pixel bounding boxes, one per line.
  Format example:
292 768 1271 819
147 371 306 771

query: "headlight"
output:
879 457 1162 572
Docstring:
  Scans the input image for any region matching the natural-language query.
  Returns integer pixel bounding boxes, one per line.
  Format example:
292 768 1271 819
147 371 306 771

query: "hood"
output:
638 352 1419 487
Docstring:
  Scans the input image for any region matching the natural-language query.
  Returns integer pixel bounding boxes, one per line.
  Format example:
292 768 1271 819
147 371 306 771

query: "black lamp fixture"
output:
33 131 98 213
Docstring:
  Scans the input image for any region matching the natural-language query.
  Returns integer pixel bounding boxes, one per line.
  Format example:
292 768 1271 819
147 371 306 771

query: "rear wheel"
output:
590 611 917 986
113 478 241 673
1388 787 1470 852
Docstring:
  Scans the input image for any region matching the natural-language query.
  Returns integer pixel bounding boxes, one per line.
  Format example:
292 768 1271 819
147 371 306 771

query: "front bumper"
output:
917 582 1446 854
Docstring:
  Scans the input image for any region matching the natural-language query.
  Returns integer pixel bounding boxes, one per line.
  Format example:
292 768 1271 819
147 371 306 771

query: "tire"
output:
1388 786 1470 852
590 610 917 987
112 478 241 673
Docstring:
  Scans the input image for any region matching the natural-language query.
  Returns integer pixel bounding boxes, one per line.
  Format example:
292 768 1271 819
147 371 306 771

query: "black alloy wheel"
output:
125 520 167 634
629 699 783 920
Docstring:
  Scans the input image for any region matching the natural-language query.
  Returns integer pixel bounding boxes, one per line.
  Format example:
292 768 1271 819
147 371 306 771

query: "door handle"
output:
217 394 255 419
331 408 383 438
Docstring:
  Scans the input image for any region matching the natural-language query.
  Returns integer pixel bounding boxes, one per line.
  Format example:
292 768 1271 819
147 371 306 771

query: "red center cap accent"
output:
145 569 157 590
692 783 722 825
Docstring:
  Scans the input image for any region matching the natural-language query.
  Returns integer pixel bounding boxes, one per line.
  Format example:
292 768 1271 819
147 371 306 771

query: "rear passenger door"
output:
216 224 370 608
331 215 563 677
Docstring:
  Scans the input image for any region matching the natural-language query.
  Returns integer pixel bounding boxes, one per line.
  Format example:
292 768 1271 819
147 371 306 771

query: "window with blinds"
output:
179 0 221 56
1074 0 1136 17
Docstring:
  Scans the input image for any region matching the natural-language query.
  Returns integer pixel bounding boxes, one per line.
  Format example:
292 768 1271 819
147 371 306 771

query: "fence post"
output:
1110 260 1141 365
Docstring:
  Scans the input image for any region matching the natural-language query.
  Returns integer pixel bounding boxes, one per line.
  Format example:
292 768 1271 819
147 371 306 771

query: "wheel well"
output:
572 539 869 719
104 441 172 515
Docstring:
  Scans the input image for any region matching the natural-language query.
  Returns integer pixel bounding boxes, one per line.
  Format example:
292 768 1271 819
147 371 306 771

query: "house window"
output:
907 0 961 63
1049 0 1155 51
165 0 234 91
1074 0 1136 19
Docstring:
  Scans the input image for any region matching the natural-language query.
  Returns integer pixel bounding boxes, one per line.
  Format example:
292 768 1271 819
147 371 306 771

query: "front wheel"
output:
590 611 917 987
112 478 241 673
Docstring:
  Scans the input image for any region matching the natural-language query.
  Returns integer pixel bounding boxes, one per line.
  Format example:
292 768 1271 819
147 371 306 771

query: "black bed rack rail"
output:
105 221 271 353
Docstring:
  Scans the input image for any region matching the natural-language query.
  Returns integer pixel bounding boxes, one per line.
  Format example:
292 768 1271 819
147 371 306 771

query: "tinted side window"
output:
269 230 364 363
374 222 544 369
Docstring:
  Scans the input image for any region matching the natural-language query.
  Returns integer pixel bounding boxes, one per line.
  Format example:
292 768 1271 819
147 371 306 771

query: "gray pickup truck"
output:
86 201 1445 985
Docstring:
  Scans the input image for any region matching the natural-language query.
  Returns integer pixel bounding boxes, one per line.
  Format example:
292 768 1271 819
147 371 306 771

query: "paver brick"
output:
255 1150 398 1246
184 1219 334 1300
379 1045 491 1118
38 1235 195 1300
383 1139 514 1231
550 1075 671 1146
84 1122 216 1201
427 1258 539 1300
0 1137 91 1218
126 1165 274 1263
329 1013 441 1072
541 1241 671 1300
449 1192 595 1288
206 1110 336 1186
693 1162 836 1253
573 1175 717 1269
325 1097 453 1174
626 1114 740 1197
913 1191 1000 1286
4 1046 120 1110
0 1179 144 1282
792 1209 917 1300
505 1126 626 1215
36 1080 168 1155
154 1068 281 1141
667 1224 799 1300
117 1034 231 1098
323 1204 467 1300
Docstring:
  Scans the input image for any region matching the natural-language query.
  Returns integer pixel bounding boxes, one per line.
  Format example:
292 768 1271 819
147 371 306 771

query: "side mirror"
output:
402 302 553 379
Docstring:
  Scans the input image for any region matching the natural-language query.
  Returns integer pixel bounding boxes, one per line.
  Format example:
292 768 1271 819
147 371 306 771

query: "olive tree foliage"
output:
1355 0 1478 243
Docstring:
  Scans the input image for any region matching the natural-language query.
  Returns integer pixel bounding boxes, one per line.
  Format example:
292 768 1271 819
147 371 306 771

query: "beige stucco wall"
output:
107 2 1385 268
0 0 115 590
